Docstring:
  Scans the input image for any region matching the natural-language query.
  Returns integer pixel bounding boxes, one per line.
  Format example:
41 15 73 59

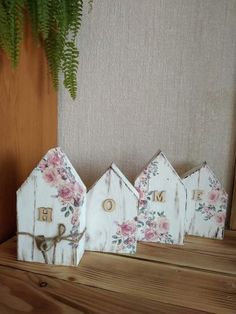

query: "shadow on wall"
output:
174 162 196 178
0 155 18 243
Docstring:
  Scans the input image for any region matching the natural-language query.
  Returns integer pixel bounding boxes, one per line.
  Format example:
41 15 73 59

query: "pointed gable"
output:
182 162 228 239
17 147 87 266
85 163 138 254
134 151 186 245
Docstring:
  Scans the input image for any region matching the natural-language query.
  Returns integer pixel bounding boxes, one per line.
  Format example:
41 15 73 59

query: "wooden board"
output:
134 152 186 245
17 148 86 266
182 162 228 239
86 163 139 254
0 22 57 243
0 234 235 313
0 265 208 314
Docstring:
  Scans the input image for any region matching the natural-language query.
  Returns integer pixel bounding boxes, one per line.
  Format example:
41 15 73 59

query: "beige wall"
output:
59 0 236 206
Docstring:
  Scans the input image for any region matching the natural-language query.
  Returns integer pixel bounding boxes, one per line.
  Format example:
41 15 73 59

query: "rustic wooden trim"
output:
0 22 57 243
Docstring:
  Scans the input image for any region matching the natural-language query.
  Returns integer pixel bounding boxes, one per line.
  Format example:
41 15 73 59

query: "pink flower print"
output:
208 189 220 204
124 236 136 245
42 167 60 186
47 151 63 167
38 160 48 171
73 182 84 195
157 217 170 234
71 209 79 225
144 228 156 241
73 182 85 206
58 183 75 203
120 221 136 236
58 168 70 181
136 188 145 200
214 211 226 226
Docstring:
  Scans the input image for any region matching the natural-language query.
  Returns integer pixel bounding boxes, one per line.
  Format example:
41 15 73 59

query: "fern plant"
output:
0 0 86 99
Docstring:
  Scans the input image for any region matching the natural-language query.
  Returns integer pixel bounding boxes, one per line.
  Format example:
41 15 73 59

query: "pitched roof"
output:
110 163 139 199
135 150 184 184
17 147 86 192
88 162 139 199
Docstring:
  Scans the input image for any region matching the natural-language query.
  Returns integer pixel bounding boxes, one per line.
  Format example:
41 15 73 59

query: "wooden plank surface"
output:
0 235 235 313
0 265 208 314
0 22 57 243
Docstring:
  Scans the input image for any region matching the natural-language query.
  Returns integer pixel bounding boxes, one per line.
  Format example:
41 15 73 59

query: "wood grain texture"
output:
0 266 209 314
0 22 57 243
135 152 186 244
86 163 138 254
182 162 228 238
0 235 236 313
17 148 86 266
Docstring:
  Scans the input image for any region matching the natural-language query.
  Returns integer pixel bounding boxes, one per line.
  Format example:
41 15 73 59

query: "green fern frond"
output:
62 40 79 100
0 1 11 55
27 0 38 40
68 0 83 39
45 31 65 88
4 0 25 67
36 0 49 39
88 0 93 14
0 0 85 99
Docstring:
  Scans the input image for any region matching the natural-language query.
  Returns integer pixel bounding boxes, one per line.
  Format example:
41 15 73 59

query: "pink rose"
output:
120 221 136 236
71 210 79 225
125 236 136 245
214 212 226 225
38 160 48 171
58 183 75 203
47 151 63 167
136 188 145 200
157 217 170 234
73 182 84 195
208 189 220 204
144 228 156 241
43 167 60 186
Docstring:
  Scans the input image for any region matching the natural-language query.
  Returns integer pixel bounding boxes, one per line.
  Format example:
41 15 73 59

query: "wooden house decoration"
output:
182 162 228 239
85 163 139 254
17 147 87 266
134 151 186 245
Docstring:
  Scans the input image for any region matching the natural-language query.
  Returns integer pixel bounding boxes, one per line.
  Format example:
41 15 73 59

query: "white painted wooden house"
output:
182 162 228 239
17 147 86 266
85 163 139 254
134 151 186 245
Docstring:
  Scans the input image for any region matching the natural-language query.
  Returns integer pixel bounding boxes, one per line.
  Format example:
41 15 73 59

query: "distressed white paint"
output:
85 163 139 254
17 147 87 266
134 152 186 245
182 162 228 239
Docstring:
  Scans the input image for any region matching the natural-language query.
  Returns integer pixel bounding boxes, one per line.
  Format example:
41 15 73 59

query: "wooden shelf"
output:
0 233 235 313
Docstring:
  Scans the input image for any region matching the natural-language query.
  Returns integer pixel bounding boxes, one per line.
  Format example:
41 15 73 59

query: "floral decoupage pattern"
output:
37 148 86 248
85 163 139 254
135 152 186 245
17 147 87 266
112 219 137 254
182 162 228 239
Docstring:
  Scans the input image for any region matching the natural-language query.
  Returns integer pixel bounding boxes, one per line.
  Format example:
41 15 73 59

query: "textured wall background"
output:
59 0 236 207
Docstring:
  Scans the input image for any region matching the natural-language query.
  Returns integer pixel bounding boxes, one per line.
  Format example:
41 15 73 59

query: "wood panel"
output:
0 235 235 313
0 23 57 243
0 266 208 314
